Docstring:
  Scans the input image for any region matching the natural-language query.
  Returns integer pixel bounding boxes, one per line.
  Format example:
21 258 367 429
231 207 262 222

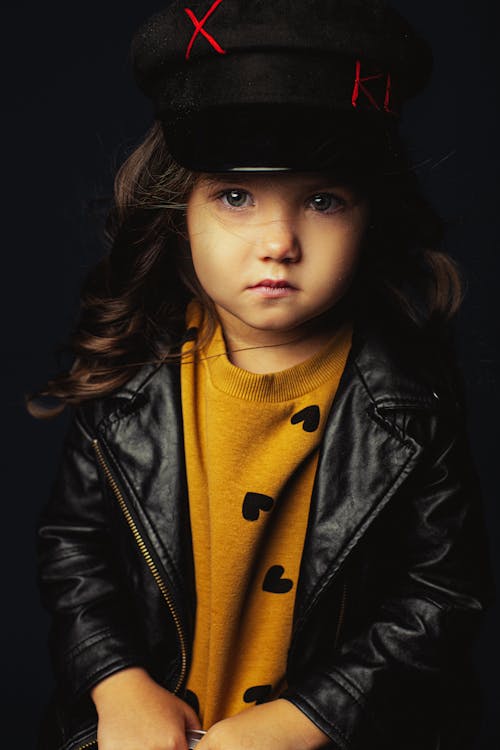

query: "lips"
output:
250 279 295 289
247 278 298 298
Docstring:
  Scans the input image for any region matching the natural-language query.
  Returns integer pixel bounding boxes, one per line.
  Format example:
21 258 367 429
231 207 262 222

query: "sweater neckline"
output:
198 313 352 403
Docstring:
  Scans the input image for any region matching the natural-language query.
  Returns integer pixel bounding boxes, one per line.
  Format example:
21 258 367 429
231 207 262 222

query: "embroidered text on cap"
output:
184 0 227 60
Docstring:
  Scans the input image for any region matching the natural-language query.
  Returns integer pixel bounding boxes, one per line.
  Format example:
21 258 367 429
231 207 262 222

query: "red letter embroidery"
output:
184 0 227 61
352 60 394 113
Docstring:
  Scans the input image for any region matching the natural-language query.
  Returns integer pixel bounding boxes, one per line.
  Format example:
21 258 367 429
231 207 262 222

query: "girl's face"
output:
186 172 370 342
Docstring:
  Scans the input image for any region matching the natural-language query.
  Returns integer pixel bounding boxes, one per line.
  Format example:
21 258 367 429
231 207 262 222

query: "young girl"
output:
30 2 492 749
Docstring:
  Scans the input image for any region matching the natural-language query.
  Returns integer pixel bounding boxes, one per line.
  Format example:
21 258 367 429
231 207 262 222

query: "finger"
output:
194 735 208 750
184 704 202 731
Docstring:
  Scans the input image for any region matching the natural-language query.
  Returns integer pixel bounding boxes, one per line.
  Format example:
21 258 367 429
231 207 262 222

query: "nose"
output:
257 218 301 263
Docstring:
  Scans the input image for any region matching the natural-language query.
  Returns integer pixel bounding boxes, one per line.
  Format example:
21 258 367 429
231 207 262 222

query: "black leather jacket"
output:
37 312 492 750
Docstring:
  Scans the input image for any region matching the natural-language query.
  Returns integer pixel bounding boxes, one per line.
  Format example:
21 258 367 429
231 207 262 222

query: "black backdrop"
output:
3 1 499 747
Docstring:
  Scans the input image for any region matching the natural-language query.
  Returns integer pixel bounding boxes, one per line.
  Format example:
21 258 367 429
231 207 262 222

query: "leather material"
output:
36 310 493 750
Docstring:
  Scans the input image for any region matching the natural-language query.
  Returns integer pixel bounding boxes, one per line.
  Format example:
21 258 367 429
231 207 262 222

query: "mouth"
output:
250 279 296 289
248 279 298 298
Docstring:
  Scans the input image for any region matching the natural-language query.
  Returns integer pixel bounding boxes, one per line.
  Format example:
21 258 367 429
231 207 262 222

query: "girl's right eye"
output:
218 189 253 209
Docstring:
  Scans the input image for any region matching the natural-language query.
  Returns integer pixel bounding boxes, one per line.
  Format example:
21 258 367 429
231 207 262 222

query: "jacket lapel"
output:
95 362 196 641
293 317 428 627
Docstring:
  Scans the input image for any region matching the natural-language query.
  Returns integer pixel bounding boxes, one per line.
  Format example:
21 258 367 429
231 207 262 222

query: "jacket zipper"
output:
91 438 188 694
75 740 96 750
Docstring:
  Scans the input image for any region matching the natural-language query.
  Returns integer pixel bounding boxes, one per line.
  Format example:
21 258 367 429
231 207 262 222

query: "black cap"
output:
131 0 433 171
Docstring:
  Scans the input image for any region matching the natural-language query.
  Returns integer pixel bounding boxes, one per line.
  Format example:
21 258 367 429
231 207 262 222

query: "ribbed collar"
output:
197 312 352 403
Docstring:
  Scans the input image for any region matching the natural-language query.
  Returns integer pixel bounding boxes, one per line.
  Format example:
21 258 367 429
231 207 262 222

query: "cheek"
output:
336 239 364 279
310 223 365 282
188 233 231 300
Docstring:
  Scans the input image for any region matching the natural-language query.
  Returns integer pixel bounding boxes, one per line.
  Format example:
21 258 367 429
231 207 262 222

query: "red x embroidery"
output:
184 0 227 61
351 60 395 114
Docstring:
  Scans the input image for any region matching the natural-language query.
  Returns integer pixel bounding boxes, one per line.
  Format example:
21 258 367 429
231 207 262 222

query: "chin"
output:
247 313 309 334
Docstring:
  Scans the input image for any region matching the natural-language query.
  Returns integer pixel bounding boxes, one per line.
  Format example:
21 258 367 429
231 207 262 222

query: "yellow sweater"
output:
180 302 352 728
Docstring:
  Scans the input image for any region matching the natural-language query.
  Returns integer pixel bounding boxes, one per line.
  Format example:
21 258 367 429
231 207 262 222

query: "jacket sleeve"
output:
281 404 494 750
37 406 145 703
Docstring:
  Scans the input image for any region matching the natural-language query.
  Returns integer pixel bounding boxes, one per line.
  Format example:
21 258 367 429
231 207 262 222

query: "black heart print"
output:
263 565 293 594
243 684 273 704
242 492 274 521
291 405 320 432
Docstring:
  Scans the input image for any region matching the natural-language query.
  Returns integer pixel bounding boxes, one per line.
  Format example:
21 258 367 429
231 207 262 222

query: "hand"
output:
91 667 201 750
197 699 331 750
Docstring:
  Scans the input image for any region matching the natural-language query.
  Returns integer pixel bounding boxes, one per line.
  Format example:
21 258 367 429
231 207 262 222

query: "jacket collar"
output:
291 310 448 624
92 312 443 633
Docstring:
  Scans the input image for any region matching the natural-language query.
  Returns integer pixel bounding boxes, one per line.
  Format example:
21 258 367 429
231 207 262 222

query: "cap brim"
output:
161 104 388 173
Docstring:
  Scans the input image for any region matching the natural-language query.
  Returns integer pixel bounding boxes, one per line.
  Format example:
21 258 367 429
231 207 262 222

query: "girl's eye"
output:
309 193 344 213
220 189 253 208
215 188 344 212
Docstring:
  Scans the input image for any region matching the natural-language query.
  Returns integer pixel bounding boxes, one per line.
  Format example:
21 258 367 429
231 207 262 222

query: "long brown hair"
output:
25 119 464 419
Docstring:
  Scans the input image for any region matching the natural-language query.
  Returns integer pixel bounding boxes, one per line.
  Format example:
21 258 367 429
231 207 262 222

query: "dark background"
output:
3 1 499 747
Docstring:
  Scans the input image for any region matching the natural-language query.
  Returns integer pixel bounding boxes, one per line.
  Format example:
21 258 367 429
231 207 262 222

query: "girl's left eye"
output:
309 193 344 213
219 189 253 208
